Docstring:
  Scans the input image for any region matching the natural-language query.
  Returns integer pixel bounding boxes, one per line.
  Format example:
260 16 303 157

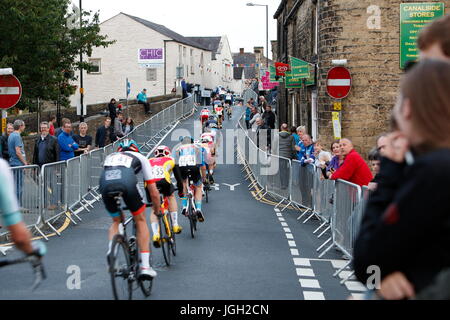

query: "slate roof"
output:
186 37 222 59
233 52 257 80
122 13 211 51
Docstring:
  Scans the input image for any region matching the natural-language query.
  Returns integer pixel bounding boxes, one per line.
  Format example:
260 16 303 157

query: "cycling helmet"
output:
210 123 218 129
180 136 194 145
209 115 215 120
201 135 213 144
118 139 140 153
155 145 171 157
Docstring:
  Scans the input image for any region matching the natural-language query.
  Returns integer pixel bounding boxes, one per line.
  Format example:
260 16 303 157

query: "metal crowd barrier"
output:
236 112 370 286
1 96 196 243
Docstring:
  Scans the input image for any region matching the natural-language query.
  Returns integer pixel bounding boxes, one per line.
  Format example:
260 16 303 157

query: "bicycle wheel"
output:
188 201 196 239
109 234 133 300
160 215 171 266
204 183 209 203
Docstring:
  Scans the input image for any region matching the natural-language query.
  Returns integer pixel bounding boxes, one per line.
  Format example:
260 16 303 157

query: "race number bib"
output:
152 166 165 179
104 154 133 168
105 169 122 181
179 155 196 167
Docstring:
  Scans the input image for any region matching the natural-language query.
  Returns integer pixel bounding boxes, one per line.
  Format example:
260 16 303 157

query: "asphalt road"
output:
0 105 364 300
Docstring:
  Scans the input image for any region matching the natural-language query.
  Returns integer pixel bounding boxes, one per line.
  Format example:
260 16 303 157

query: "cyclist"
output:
148 145 185 247
0 159 46 260
199 134 216 181
200 106 210 128
214 101 224 128
100 139 161 280
174 136 207 222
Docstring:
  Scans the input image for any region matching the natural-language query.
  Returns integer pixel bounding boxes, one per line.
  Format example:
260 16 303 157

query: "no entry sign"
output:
326 67 352 99
0 75 22 109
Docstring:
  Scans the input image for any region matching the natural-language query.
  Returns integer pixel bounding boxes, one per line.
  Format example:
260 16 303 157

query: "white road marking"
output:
281 222 288 227
299 278 321 289
222 183 240 191
283 228 291 233
285 233 294 239
278 217 285 222
288 240 296 247
290 249 299 256
345 281 367 292
303 291 325 300
293 258 311 267
338 271 356 280
352 293 366 300
276 213 282 217
296 268 315 277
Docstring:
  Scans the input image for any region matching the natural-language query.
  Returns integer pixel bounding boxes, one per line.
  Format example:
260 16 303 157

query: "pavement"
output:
0 106 366 300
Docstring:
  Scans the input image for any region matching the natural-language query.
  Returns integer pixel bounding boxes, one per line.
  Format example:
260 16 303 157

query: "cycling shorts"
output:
156 179 175 198
179 166 203 187
99 167 146 218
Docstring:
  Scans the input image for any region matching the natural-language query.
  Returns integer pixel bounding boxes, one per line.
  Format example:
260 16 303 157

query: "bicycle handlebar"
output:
0 253 46 291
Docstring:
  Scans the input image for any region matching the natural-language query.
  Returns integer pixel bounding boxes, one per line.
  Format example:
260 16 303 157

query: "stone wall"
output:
276 0 450 157
18 95 181 163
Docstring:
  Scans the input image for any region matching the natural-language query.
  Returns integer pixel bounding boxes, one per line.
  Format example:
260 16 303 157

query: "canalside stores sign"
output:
400 2 445 69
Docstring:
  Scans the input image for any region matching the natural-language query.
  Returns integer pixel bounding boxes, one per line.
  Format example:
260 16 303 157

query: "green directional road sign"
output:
269 65 279 83
400 2 445 69
285 57 310 88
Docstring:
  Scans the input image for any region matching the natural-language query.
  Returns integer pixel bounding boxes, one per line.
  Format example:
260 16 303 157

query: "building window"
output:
183 47 186 58
146 68 157 81
88 58 101 74
190 49 194 74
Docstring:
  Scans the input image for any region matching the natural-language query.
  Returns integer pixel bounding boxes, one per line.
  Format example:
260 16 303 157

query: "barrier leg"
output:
316 236 332 252
257 191 268 200
45 221 61 236
340 270 356 285
333 260 352 278
313 221 328 234
254 188 264 198
297 208 311 221
248 180 258 189
65 211 78 225
34 225 49 241
280 201 292 212
318 242 334 258
69 208 82 222
303 212 317 224
318 225 331 238
274 199 286 210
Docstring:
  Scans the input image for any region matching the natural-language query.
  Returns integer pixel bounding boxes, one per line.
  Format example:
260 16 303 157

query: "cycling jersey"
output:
200 109 210 118
200 142 215 165
215 106 224 116
148 156 175 184
0 159 22 227
103 151 157 184
174 144 206 167
201 132 215 144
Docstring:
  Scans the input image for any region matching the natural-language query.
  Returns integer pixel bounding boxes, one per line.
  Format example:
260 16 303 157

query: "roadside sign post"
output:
0 70 22 134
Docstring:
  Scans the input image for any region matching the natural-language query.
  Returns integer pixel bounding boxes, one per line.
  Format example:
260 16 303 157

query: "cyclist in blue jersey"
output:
173 136 207 222
0 159 46 259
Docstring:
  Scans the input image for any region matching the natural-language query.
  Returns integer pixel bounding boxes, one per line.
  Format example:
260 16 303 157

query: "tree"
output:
0 0 115 111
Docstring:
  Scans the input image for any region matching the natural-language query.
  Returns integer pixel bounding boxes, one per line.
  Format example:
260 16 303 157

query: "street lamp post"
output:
246 3 269 69
79 0 84 123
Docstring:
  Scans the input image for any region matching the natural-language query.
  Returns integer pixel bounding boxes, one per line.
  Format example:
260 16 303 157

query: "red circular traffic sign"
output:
326 66 352 99
0 75 22 109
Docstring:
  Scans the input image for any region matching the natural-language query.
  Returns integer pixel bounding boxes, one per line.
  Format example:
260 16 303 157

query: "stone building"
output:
274 0 450 156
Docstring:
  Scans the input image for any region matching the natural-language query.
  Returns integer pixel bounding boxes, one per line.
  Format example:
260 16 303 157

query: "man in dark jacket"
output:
262 105 276 129
33 122 59 166
95 117 116 148
275 124 297 189
255 117 270 150
0 123 13 161
108 98 117 125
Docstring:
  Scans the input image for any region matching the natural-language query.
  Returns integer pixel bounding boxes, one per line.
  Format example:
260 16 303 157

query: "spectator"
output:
291 126 300 146
262 104 276 130
108 98 117 125
249 107 261 132
258 96 268 114
245 101 252 129
297 134 315 166
255 117 270 150
367 147 381 191
73 122 92 157
354 59 450 300
376 133 389 156
95 117 116 148
276 124 297 189
137 89 151 114
123 117 134 136
55 118 72 137
330 138 373 186
294 126 306 158
418 14 450 61
1 123 13 161
32 121 59 166
181 78 188 99
8 120 27 207
314 140 332 171
114 112 125 138
49 115 57 136
58 122 79 161
326 140 343 178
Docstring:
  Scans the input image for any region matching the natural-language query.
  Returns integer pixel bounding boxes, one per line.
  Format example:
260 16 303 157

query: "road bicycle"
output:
0 244 46 291
107 191 153 300
226 105 232 120
186 179 199 239
155 193 176 267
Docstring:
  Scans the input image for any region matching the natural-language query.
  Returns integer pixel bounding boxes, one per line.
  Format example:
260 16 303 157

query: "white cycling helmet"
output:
201 135 213 144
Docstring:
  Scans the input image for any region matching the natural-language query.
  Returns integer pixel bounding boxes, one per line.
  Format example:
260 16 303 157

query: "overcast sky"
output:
78 0 278 58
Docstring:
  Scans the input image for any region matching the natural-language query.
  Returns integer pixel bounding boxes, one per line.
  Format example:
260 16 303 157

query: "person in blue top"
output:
137 89 151 114
297 134 315 166
245 101 252 129
58 122 79 161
